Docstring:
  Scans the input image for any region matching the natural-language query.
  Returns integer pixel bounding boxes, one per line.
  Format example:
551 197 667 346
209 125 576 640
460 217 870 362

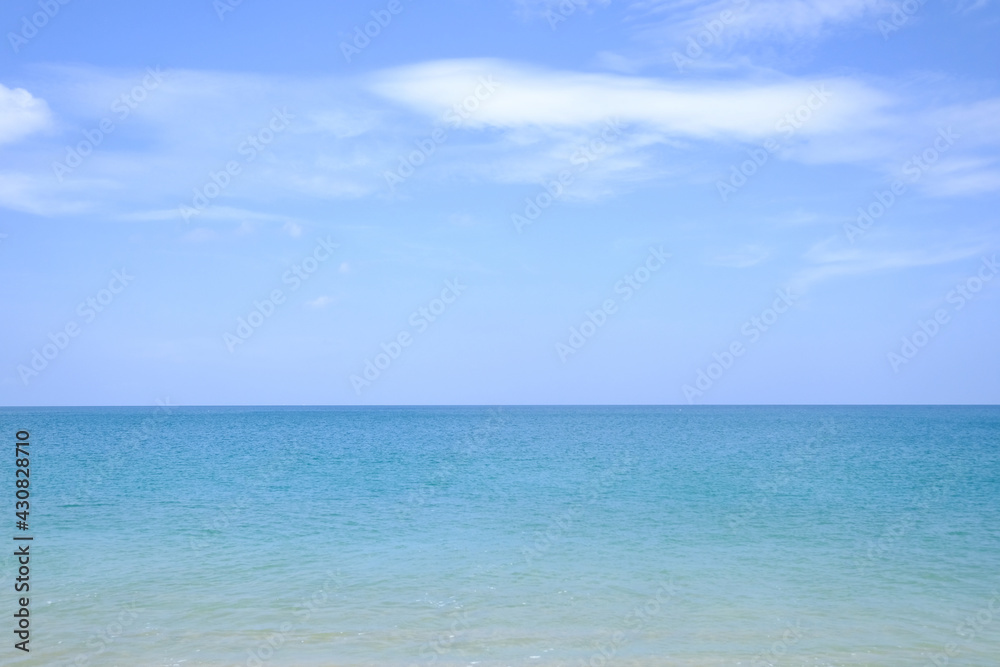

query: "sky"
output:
1 0 998 406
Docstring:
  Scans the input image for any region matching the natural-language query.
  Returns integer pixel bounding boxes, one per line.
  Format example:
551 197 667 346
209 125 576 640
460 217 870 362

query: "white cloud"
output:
1 62 997 218
0 84 52 145
369 59 890 141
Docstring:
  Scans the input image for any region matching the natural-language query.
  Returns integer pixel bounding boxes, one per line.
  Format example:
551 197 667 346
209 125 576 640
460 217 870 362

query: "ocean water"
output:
2 406 998 667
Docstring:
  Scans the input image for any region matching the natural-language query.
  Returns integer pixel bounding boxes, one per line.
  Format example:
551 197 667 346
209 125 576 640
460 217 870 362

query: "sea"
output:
1 406 998 666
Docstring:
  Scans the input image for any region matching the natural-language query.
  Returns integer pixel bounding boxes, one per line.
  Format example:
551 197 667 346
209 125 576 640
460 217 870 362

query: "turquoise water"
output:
2 406 998 666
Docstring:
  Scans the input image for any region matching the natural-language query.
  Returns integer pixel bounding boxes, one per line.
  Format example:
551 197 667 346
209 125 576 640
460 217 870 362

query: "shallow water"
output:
3 406 998 666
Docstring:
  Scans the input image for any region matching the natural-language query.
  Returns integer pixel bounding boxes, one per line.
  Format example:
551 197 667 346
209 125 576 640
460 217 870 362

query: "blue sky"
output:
1 0 998 405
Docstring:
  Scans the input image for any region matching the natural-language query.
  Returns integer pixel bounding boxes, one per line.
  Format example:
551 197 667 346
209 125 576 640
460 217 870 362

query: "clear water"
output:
2 406 998 666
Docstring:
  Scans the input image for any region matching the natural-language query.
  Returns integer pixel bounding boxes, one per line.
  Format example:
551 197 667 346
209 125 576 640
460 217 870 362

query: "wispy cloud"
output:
922 157 1000 197
1 61 997 219
790 237 993 292
631 0 891 45
370 59 889 140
